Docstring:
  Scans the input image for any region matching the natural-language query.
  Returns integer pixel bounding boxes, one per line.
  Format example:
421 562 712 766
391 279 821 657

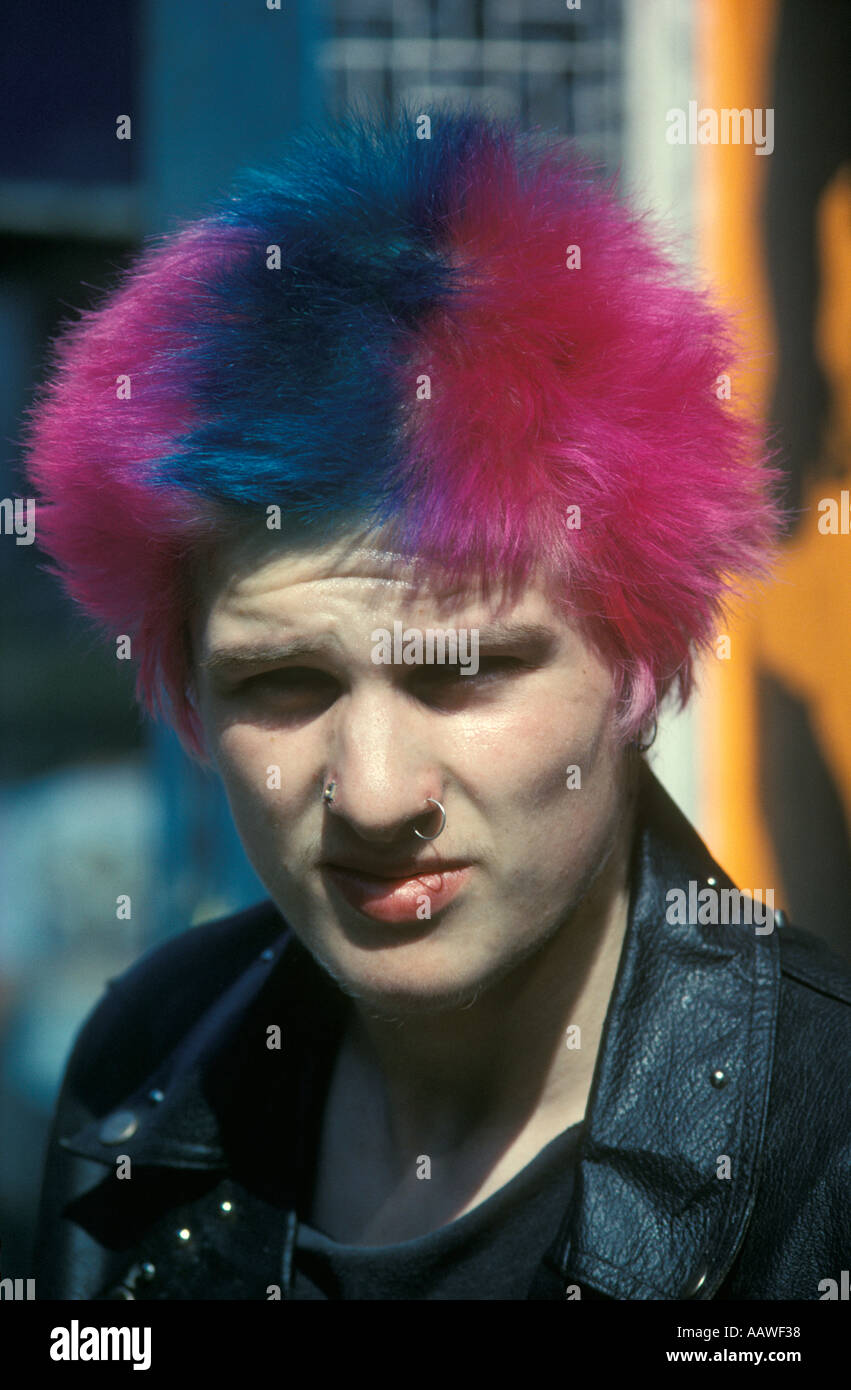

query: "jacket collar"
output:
553 767 779 1299
60 923 350 1194
62 766 778 1298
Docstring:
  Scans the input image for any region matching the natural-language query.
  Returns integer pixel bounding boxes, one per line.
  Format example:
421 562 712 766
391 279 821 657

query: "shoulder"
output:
776 918 851 1006
771 917 851 1107
106 895 286 1007
60 898 287 1106
773 919 851 1088
707 918 851 1298
729 918 851 1294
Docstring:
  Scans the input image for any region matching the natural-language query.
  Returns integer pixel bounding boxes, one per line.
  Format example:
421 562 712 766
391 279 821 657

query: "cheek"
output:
212 723 303 839
480 679 623 873
471 671 618 801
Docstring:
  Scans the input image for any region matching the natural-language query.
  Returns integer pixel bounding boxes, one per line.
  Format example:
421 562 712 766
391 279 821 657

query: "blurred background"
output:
0 0 848 1279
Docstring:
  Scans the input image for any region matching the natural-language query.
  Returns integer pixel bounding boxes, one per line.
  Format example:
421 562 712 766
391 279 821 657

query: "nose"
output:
321 689 443 844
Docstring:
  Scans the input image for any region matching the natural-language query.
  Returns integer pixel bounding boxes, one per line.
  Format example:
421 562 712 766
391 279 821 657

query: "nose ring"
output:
322 782 445 839
413 798 446 840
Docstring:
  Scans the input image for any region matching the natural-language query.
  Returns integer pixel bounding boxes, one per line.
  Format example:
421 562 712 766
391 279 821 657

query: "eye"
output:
410 656 526 702
416 656 524 679
222 656 529 716
237 666 339 704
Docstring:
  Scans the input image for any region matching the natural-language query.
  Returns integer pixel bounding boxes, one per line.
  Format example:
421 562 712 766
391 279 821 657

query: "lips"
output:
321 860 473 924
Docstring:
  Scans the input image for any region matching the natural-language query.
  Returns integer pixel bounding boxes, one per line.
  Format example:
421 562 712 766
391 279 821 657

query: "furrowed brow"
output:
470 623 556 650
199 637 337 673
200 623 557 674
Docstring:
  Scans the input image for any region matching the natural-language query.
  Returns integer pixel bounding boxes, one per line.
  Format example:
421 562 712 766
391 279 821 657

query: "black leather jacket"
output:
32 769 851 1299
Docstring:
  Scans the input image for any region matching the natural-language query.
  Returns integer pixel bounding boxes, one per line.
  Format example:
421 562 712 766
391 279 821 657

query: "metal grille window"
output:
319 0 624 171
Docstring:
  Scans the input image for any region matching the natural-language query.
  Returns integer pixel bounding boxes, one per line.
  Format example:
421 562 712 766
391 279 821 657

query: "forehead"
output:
189 526 616 698
194 525 557 630
197 522 539 611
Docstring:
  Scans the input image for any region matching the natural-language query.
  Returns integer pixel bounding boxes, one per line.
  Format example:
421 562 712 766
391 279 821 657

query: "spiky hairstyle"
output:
22 102 780 758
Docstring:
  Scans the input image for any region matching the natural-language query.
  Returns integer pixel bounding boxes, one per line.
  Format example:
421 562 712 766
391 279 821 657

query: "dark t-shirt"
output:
290 1120 584 1300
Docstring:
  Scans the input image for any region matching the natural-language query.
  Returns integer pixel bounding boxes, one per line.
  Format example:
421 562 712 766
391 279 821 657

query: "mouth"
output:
320 860 474 923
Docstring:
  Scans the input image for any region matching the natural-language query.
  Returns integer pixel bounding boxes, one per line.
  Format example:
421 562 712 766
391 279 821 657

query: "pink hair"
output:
21 107 781 757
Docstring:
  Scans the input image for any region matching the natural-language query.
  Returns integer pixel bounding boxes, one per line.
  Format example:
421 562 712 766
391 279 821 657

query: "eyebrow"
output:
199 622 558 674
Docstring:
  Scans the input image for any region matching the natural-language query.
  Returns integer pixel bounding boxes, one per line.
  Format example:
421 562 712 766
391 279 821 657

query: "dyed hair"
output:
22 102 780 759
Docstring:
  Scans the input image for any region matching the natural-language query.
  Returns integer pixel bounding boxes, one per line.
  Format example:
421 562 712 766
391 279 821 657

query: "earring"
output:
322 780 337 805
635 717 657 754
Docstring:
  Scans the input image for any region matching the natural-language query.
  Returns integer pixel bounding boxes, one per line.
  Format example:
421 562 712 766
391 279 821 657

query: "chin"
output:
301 930 495 1018
311 924 536 1021
340 974 488 1022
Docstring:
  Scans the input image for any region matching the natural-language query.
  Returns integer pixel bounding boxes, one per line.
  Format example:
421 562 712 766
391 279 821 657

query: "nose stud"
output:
323 781 446 840
413 797 446 840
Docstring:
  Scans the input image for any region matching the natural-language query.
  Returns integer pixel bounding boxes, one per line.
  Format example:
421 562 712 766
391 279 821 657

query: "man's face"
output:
193 529 634 1016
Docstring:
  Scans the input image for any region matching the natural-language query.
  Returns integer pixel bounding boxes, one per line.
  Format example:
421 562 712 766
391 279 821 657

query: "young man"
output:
24 105 850 1300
